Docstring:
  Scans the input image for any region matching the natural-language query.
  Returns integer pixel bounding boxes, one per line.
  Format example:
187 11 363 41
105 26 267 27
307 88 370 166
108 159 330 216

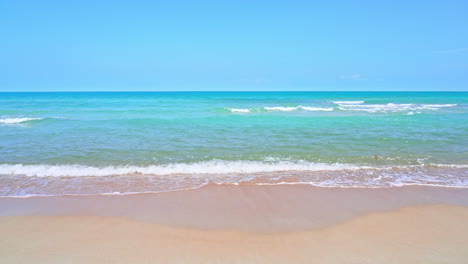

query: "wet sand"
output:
1 184 468 263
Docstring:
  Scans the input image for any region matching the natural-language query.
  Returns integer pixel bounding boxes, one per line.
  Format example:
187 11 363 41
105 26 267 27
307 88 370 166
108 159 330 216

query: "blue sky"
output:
1 0 467 91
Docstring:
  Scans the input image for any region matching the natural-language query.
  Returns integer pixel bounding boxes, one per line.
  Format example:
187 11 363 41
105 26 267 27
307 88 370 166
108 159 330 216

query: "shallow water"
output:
0 92 467 196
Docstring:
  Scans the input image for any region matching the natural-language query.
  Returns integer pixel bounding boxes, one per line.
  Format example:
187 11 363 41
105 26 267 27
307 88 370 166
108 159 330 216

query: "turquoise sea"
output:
0 92 467 196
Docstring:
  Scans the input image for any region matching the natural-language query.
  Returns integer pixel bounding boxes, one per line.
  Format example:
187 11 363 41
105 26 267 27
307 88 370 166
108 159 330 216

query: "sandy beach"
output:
1 184 468 263
2 0 468 261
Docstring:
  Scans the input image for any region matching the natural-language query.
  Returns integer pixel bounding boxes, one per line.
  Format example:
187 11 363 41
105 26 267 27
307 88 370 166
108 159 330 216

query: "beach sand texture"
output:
1 185 468 263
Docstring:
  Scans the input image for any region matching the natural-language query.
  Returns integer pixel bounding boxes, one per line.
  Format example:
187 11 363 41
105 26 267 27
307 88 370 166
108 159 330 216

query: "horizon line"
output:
0 90 467 93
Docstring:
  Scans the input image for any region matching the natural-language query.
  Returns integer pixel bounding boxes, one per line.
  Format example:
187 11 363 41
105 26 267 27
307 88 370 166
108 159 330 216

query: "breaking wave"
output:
264 106 334 112
330 101 365 105
227 106 334 113
1 161 467 197
226 108 251 113
0 117 44 124
332 102 458 113
0 161 367 177
226 102 458 114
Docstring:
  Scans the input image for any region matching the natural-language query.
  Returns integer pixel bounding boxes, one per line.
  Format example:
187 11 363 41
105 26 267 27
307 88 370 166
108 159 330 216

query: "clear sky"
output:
1 0 467 91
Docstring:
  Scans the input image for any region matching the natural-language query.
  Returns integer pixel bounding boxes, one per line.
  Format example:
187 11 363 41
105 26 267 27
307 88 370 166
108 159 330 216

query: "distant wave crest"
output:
227 106 334 113
226 102 458 114
330 101 365 105
0 117 44 124
226 108 251 113
332 102 457 113
264 106 334 112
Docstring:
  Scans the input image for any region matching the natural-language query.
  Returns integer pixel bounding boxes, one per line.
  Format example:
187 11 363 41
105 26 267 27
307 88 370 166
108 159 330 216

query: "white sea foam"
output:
0 161 368 177
228 103 457 114
299 106 334 111
0 117 43 124
227 108 250 113
331 101 365 105
421 104 457 108
418 104 458 110
1 161 466 178
264 106 298 111
264 106 333 112
227 106 334 113
429 163 468 169
337 103 457 113
1 162 467 197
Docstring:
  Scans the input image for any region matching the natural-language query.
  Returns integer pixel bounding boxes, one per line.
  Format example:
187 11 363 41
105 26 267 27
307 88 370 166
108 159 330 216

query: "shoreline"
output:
1 184 468 263
3 182 468 200
1 184 468 231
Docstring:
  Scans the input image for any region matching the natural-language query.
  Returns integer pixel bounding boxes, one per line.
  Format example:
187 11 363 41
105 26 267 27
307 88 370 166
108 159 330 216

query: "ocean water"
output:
0 92 467 196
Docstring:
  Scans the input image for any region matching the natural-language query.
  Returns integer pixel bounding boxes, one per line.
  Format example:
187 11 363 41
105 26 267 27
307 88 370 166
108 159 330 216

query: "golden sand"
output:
1 185 468 263
1 205 467 263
